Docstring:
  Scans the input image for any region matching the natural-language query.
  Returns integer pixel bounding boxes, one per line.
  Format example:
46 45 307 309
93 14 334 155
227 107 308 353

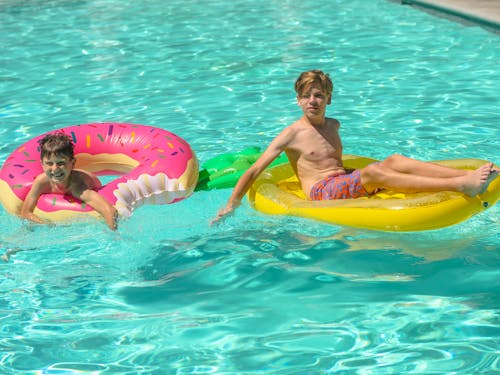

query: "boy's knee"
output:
360 163 387 192
382 154 406 167
362 163 385 181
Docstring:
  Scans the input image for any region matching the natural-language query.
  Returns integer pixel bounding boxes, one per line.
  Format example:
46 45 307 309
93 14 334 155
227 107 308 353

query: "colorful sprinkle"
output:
167 142 174 149
143 144 151 149
97 134 104 142
86 135 91 148
151 160 159 167
71 131 77 143
52 197 57 206
131 131 136 143
108 125 114 136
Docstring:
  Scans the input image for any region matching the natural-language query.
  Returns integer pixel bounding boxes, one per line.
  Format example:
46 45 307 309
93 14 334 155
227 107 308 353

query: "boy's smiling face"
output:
42 154 75 185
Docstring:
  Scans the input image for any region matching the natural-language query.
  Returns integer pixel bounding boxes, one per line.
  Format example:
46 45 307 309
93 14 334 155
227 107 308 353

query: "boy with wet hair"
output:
213 69 498 222
20 132 118 230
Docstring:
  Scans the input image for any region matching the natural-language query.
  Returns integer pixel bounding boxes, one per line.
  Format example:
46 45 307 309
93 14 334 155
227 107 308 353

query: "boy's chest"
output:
49 181 72 195
296 127 342 158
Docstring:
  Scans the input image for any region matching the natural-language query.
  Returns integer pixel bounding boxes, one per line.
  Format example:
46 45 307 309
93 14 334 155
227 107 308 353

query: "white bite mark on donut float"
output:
113 174 190 217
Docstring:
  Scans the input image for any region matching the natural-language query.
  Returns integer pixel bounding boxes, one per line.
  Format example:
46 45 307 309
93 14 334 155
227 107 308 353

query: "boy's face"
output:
297 82 331 118
42 154 75 184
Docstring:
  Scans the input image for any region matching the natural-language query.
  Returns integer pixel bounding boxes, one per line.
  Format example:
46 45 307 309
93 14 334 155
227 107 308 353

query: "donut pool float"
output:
248 155 500 232
0 123 199 222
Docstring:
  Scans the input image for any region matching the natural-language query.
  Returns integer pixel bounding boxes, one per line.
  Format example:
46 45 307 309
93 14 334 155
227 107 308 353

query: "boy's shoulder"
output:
327 117 340 128
280 120 306 138
33 172 49 184
71 169 93 185
71 169 101 190
31 173 52 193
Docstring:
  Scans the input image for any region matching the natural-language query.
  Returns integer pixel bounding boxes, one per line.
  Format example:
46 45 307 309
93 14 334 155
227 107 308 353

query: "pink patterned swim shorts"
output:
309 169 369 200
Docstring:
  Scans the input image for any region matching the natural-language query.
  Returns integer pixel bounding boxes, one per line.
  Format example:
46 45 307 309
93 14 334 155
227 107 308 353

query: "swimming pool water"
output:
1 0 499 373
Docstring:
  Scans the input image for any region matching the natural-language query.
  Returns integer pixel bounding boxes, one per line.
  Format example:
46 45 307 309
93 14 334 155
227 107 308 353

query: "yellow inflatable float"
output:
248 155 500 232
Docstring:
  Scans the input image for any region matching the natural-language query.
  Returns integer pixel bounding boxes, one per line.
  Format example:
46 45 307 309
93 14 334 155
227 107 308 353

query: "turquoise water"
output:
1 0 499 373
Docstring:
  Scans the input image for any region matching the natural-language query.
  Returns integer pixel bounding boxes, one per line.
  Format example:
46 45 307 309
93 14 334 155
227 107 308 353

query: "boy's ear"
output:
327 94 332 104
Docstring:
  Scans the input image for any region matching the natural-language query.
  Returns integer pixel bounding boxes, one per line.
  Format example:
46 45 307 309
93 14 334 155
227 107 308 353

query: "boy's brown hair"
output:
294 70 333 97
38 132 75 160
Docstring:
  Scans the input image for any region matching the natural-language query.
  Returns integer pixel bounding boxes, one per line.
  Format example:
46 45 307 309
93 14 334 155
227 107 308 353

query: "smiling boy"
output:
20 133 118 230
213 69 498 223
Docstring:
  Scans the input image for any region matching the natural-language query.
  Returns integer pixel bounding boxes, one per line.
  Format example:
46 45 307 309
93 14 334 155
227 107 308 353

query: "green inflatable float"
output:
196 146 288 191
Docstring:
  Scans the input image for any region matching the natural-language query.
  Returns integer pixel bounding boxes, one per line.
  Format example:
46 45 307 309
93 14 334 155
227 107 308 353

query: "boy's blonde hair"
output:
294 70 333 97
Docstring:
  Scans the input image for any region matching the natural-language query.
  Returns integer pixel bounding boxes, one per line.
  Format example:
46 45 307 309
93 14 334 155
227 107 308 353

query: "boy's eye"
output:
44 160 67 167
301 92 325 99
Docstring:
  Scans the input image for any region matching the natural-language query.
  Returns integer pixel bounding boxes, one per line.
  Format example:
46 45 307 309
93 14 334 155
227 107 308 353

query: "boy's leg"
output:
360 161 496 197
378 154 467 178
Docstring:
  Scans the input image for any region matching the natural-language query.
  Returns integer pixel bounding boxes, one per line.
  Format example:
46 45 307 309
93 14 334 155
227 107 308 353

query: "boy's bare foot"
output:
480 166 499 194
462 163 498 197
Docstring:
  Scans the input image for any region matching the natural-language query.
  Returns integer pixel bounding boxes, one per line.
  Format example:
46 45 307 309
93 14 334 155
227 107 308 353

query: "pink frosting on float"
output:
0 123 198 219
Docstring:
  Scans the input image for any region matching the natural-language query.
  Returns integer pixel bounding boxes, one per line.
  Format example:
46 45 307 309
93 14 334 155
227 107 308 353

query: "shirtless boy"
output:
20 132 118 231
213 69 498 222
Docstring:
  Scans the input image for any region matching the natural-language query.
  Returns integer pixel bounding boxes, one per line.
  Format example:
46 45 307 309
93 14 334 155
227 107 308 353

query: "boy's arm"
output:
20 175 47 224
79 189 118 230
212 128 293 223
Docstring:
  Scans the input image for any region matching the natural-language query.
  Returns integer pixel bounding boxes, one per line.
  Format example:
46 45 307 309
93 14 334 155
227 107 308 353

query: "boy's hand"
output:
210 202 240 225
108 208 119 231
80 189 118 230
